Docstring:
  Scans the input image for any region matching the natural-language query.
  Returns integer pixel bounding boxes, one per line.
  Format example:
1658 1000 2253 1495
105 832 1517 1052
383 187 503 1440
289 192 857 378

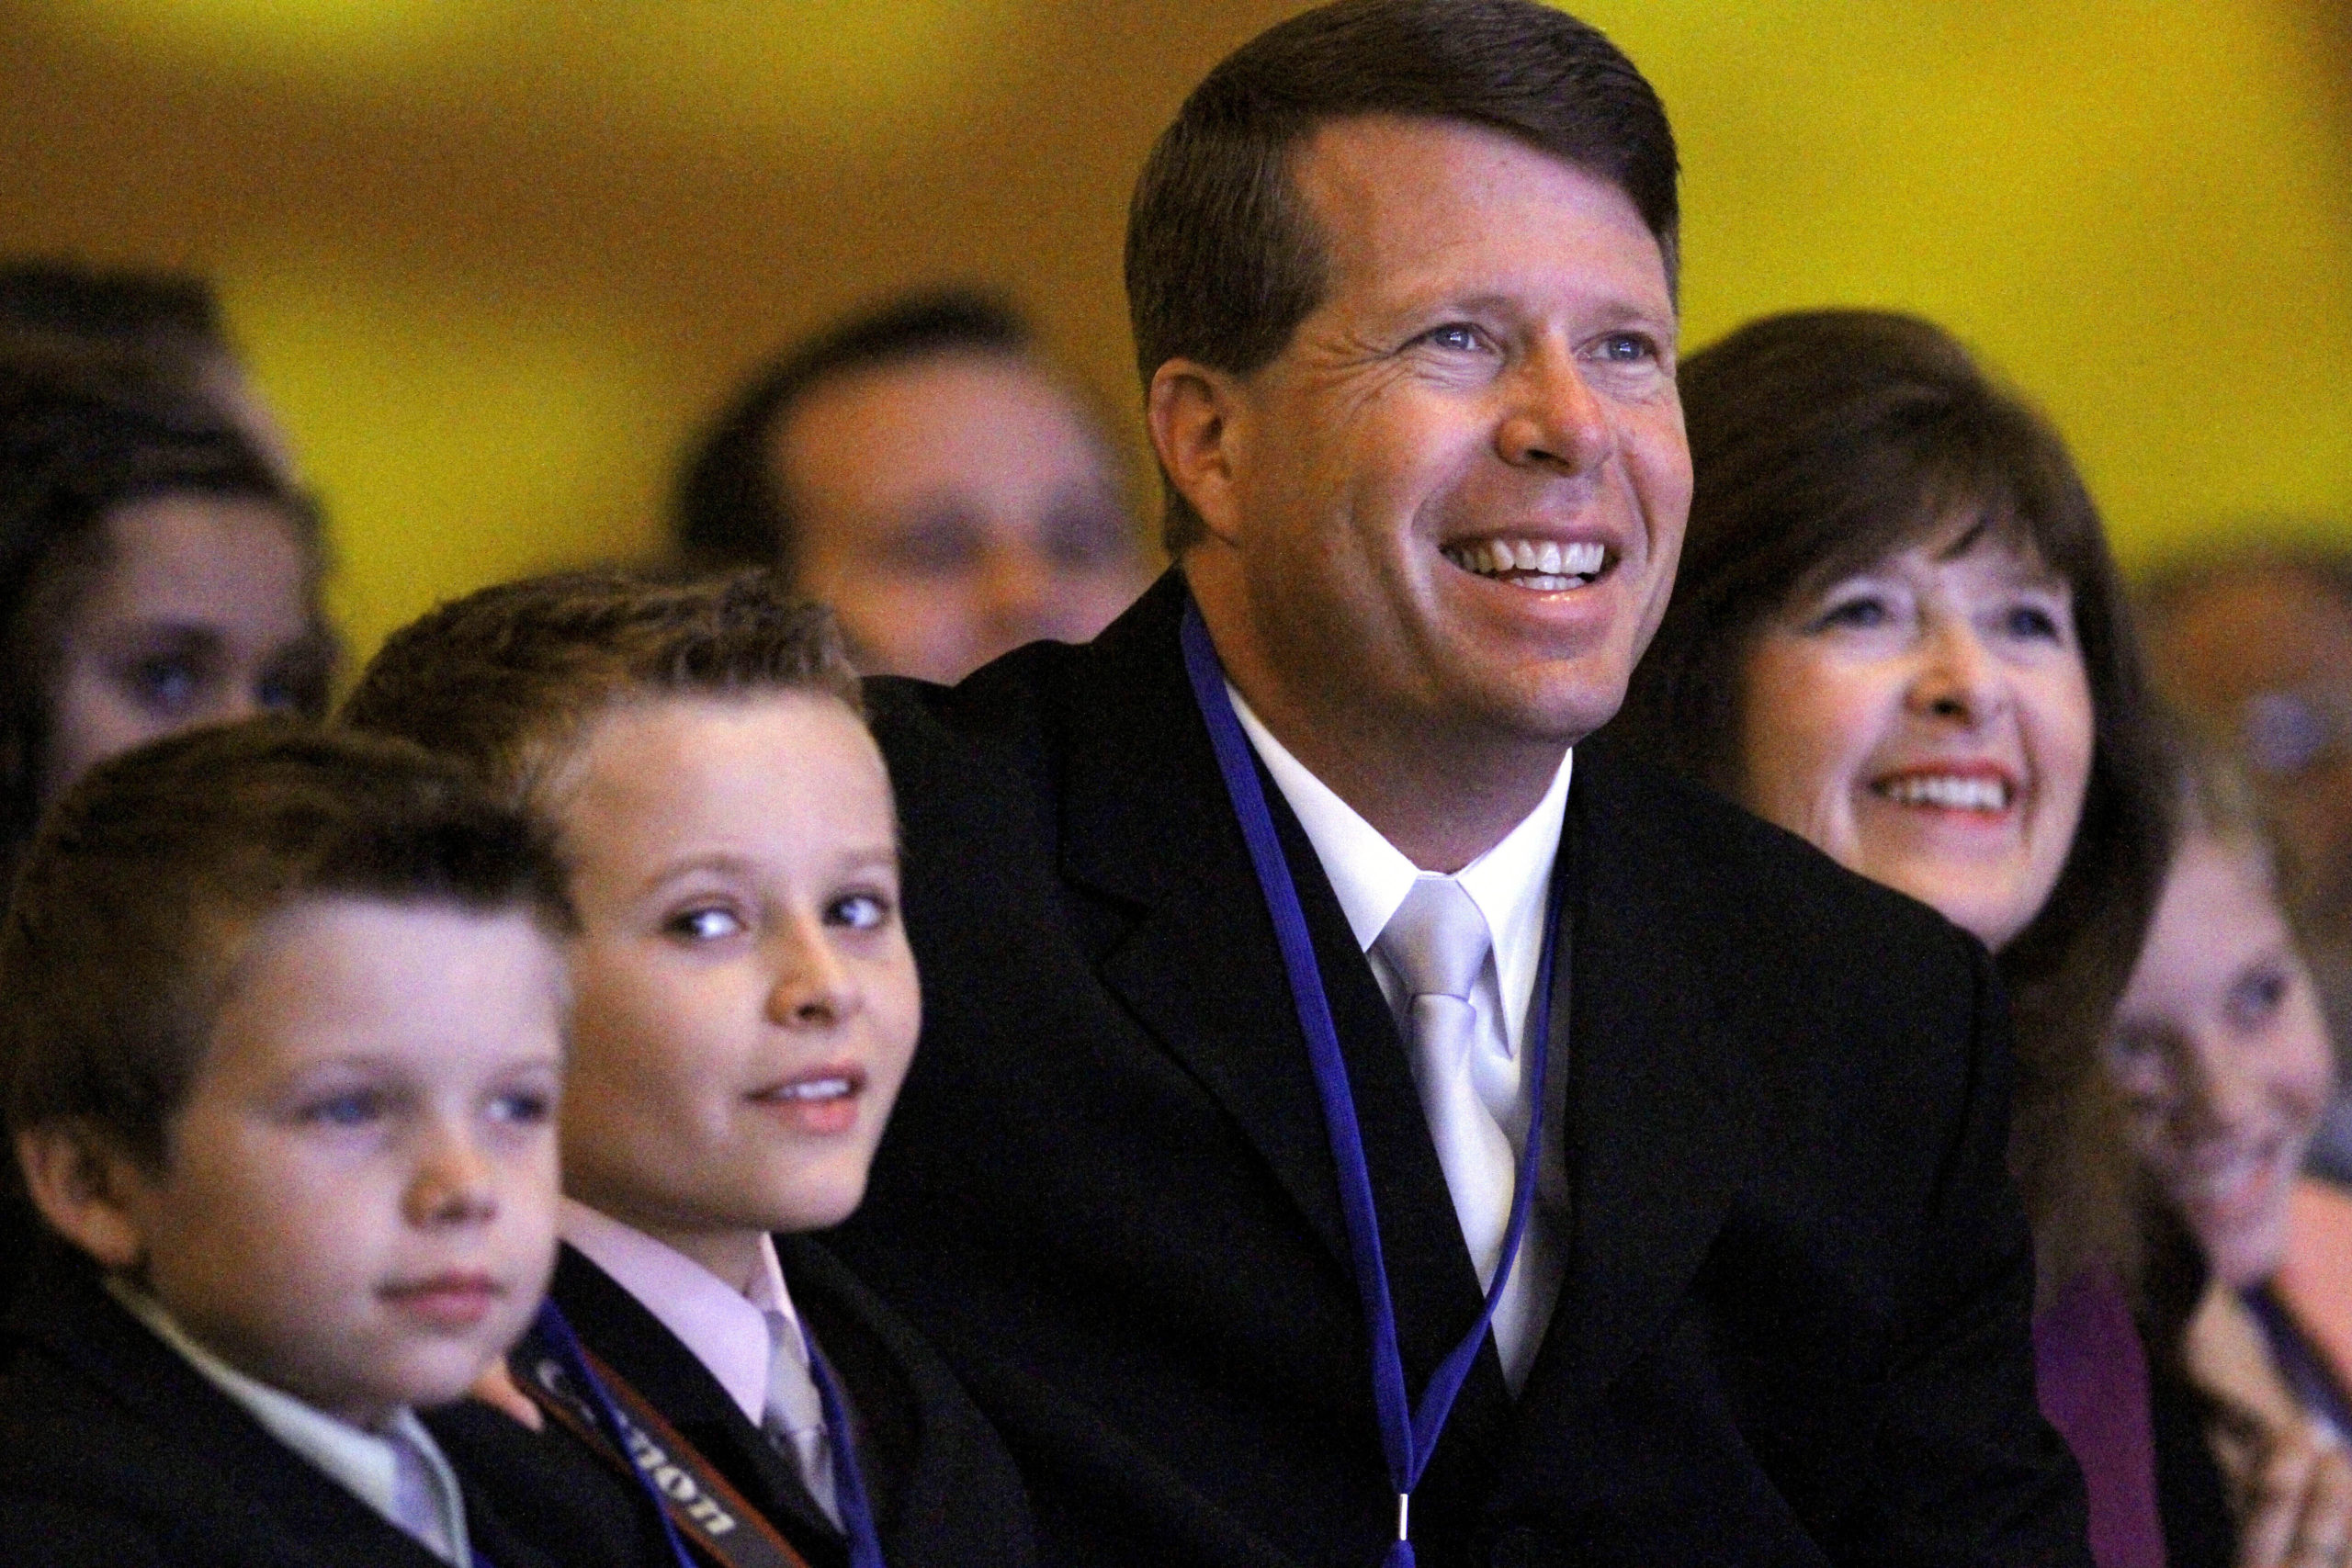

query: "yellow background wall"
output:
3 0 2346 662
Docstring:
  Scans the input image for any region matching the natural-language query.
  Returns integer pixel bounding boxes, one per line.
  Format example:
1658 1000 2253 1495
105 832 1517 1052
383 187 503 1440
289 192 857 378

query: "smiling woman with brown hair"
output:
1609 308 2179 1564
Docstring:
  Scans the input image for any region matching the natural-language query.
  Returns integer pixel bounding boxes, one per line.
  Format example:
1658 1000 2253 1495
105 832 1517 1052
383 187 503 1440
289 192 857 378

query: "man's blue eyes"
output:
1417 328 1657 361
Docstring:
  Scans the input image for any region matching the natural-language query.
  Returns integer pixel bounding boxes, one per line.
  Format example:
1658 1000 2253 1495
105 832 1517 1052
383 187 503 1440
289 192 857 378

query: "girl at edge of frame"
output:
0 350 334 1316
2110 719 2352 1567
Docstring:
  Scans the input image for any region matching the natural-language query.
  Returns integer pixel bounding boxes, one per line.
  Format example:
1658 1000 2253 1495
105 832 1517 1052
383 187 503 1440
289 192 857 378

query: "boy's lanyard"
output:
802 1327 885 1568
1178 600 1559 1568
525 1299 887 1568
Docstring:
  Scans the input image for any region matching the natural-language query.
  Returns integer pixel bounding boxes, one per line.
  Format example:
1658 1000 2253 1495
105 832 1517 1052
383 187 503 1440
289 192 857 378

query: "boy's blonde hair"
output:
339 568 861 812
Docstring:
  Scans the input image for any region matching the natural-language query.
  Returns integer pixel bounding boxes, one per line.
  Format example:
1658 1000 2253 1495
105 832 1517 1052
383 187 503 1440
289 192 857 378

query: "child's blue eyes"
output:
663 894 897 939
490 1089 555 1126
827 892 892 931
666 907 744 942
1806 597 2068 642
295 1084 555 1134
2226 965 2292 1031
128 655 202 716
2004 605 2063 639
301 1089 386 1128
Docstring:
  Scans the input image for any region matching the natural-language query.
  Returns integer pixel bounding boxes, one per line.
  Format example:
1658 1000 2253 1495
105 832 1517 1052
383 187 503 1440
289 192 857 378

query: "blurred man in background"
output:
2143 548 2352 1180
675 289 1153 684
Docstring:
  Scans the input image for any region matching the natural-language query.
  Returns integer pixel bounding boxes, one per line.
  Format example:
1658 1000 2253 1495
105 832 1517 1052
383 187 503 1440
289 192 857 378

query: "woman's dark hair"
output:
0 360 332 874
1614 309 2171 1303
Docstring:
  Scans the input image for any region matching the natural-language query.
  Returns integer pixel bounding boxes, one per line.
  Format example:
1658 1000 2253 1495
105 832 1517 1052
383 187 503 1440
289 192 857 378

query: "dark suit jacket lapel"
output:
1059 575 1513 1465
1060 576 1354 1269
549 1244 847 1565
1517 751 1758 1420
775 1236 911 1528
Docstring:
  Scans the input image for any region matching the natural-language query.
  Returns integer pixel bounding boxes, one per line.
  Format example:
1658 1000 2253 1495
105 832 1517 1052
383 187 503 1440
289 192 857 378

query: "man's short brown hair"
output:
2 721 573 1173
339 568 862 812
1125 0 1679 552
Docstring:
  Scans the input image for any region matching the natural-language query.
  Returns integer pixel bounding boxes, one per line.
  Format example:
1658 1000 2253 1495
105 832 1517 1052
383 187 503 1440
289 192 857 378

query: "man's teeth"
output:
771 1077 853 1101
1442 538 1606 585
1875 774 2011 812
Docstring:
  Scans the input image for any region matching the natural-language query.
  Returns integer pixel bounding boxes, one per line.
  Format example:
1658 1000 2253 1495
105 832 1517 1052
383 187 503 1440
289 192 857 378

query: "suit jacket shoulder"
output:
0 1256 556 1568
425 1382 679 1568
780 1235 1038 1568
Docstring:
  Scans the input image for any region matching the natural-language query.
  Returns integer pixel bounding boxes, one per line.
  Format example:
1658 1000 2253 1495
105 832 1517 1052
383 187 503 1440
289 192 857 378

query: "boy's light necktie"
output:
385 1423 459 1564
763 1308 842 1528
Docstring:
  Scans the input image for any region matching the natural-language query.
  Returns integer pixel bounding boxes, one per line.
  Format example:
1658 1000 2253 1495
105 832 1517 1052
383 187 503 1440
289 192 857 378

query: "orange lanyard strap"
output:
517 1337 817 1568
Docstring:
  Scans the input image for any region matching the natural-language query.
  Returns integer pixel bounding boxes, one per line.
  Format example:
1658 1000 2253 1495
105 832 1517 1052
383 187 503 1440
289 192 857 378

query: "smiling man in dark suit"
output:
831 2 2093 1563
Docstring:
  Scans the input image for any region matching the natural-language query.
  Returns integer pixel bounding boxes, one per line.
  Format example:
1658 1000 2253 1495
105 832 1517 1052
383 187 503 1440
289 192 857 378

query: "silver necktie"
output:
1377 877 1516 1287
763 1310 842 1529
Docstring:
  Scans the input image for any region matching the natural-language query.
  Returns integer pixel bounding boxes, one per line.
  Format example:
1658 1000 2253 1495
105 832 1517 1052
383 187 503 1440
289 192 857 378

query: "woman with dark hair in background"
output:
0 354 335 1313
1607 310 2224 1563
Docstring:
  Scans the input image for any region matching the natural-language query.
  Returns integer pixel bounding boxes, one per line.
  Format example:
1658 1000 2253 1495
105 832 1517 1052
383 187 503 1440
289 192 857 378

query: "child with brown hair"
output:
342 569 1033 1568
0 723 576 1567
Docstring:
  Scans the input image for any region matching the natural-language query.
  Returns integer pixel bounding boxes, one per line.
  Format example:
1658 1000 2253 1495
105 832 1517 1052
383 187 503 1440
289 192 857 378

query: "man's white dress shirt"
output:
1229 684 1571 1392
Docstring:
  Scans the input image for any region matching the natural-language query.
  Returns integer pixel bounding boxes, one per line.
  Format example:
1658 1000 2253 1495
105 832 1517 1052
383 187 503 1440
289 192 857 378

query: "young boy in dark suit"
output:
0 725 581 1567
344 570 1035 1568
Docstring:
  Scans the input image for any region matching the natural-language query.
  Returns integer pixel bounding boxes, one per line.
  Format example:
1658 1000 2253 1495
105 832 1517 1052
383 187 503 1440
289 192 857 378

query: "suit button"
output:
1490 1526 1542 1568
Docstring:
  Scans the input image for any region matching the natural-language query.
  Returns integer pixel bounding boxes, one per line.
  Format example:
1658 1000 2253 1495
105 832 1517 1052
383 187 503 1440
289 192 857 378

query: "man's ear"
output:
16 1123 152 1272
1147 358 1250 547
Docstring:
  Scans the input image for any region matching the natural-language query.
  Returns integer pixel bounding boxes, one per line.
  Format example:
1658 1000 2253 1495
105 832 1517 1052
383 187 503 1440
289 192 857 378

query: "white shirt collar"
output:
1226 681 1573 1052
108 1280 470 1565
560 1199 803 1430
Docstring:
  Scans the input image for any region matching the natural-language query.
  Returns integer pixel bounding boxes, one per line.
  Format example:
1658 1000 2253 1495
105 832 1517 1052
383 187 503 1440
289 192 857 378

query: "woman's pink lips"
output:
380 1272 503 1329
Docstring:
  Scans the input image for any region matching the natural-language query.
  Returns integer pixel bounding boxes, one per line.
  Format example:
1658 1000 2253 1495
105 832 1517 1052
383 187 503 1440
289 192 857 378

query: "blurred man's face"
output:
772 351 1152 685
2147 566 2352 912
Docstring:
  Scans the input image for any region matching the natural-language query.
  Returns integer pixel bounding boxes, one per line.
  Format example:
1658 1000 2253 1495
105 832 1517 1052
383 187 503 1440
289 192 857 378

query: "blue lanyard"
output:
532 1300 700 1568
532 1299 890 1568
1178 600 1559 1567
802 1327 887 1568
